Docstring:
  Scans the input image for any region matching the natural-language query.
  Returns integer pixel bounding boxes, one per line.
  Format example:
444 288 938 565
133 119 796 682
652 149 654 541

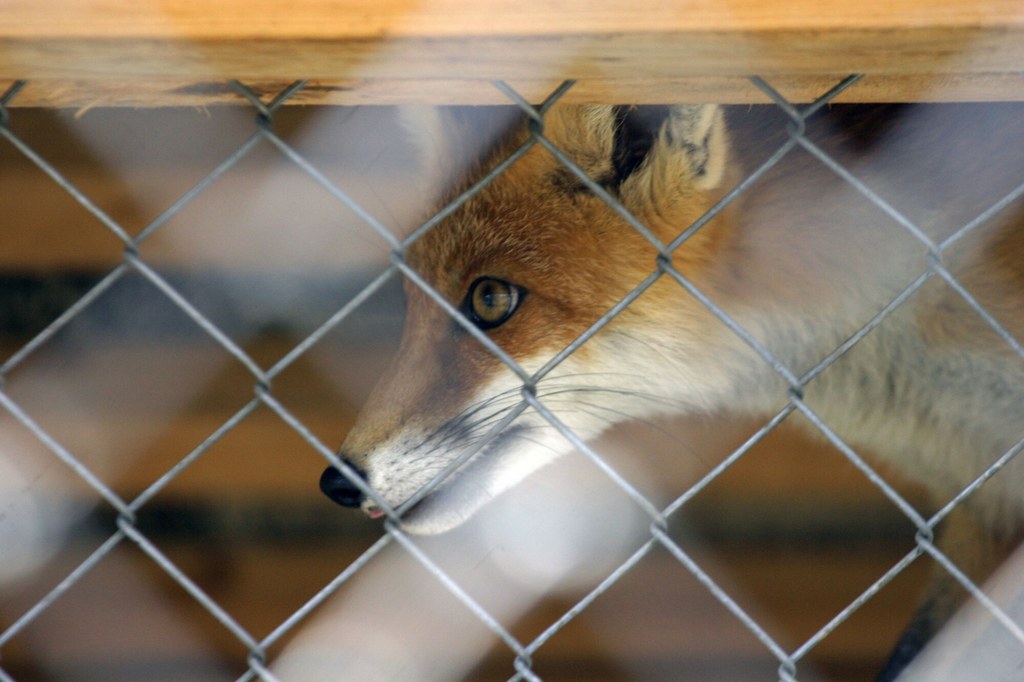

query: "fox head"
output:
321 103 734 533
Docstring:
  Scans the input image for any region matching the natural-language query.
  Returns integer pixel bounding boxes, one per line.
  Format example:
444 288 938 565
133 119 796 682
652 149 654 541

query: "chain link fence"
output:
1 75 1023 681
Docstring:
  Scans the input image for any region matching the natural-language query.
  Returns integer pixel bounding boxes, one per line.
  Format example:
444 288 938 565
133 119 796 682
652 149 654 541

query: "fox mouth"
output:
407 424 533 528
324 423 531 534
362 503 386 520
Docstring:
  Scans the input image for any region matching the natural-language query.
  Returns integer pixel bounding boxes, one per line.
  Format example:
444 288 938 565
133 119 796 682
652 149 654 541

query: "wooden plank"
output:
5 0 1022 40
2 0 1024 104
5 74 1024 109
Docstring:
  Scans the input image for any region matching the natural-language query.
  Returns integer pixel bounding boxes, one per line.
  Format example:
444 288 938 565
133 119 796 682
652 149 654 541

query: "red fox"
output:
320 100 1024 675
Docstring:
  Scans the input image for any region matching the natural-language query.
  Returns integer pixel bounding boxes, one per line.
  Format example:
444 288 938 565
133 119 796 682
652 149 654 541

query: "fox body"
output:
321 101 1024 672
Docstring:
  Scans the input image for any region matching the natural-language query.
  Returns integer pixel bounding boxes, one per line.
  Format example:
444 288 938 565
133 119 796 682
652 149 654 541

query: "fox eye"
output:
463 277 526 330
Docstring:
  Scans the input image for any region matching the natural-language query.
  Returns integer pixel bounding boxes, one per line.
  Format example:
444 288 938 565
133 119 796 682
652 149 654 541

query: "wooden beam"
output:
4 74 1024 109
2 0 1024 105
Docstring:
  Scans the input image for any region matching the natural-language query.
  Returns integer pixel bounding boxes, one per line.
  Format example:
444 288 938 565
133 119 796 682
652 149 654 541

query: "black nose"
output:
319 461 367 508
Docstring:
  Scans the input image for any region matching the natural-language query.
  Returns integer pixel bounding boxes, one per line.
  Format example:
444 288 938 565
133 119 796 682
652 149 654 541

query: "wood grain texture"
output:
5 74 1024 109
2 0 1024 104
3 0 1023 38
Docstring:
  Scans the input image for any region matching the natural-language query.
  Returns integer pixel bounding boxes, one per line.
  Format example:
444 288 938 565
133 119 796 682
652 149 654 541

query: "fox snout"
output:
319 460 368 510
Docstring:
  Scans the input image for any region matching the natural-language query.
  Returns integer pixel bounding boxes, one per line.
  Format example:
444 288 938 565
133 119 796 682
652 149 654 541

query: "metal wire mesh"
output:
1 75 1023 681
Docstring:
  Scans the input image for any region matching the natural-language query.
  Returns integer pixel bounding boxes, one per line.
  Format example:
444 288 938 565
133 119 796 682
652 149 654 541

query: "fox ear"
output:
612 104 727 191
610 105 673 187
663 104 728 190
395 106 455 200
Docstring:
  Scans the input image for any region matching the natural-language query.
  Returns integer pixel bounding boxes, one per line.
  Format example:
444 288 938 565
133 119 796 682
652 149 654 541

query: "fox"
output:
319 99 1024 677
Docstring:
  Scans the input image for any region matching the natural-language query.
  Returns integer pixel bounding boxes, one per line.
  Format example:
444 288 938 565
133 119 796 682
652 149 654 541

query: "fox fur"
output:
320 100 1024 676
